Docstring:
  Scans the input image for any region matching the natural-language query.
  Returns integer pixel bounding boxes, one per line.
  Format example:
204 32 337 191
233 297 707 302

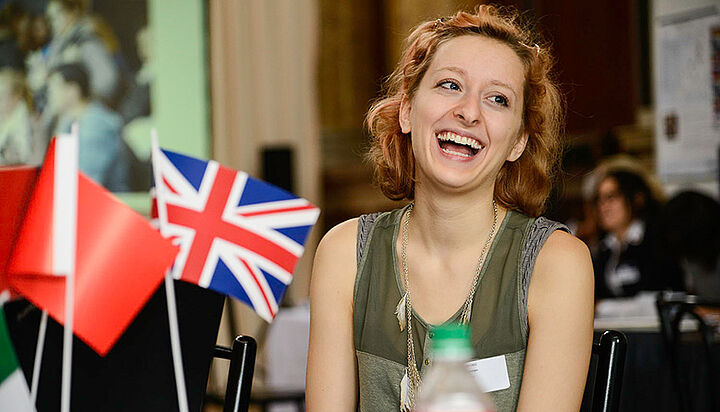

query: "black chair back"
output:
212 335 257 412
656 293 720 412
582 330 627 412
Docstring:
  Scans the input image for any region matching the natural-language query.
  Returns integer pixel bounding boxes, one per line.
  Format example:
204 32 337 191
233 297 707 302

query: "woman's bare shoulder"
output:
530 229 594 307
315 218 359 266
540 229 590 257
311 218 360 296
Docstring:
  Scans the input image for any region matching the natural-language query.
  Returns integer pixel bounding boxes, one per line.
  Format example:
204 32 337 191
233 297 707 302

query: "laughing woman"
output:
306 5 594 412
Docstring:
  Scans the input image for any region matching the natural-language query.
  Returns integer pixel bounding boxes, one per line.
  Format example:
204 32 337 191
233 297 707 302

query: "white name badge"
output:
466 355 510 392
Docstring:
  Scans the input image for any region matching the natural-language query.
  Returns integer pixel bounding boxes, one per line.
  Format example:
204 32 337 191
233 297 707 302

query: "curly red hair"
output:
366 5 563 217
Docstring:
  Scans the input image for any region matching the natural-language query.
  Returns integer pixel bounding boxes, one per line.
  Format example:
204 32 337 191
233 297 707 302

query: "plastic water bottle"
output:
414 324 495 412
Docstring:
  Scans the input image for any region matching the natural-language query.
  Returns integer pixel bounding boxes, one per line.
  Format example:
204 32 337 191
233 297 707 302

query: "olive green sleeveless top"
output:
353 205 567 411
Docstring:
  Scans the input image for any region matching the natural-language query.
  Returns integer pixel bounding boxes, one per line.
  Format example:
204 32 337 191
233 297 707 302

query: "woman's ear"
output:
506 131 528 162
399 96 412 134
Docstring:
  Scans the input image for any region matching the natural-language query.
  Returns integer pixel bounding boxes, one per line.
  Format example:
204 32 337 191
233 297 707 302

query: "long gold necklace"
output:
397 200 498 412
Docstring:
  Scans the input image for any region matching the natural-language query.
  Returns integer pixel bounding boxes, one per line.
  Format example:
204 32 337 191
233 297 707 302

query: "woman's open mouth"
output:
436 131 484 158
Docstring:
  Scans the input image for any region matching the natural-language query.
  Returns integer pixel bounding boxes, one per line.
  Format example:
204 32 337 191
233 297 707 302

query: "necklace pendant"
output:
400 368 413 412
395 293 407 331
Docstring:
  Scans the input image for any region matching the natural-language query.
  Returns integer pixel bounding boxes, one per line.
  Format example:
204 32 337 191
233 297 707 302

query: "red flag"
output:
6 139 179 355
0 166 39 302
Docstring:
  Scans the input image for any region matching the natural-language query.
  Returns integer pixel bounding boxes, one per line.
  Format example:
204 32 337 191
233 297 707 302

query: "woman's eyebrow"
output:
487 80 518 98
435 66 467 76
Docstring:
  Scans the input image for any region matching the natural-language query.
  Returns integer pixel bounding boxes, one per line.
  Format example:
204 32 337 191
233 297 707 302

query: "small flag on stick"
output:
152 147 320 322
6 137 179 355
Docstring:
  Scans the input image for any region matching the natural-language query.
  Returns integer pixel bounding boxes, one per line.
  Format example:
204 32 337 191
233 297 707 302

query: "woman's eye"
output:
438 80 460 91
490 95 508 107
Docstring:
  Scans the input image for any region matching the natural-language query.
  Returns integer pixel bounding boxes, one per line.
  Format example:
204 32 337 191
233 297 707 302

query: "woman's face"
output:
596 176 631 234
399 35 527 195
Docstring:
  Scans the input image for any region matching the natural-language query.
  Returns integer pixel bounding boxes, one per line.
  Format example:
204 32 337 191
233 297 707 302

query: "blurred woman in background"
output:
593 168 683 299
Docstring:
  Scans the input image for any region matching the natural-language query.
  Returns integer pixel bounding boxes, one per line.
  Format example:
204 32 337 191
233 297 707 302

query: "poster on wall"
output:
654 6 720 181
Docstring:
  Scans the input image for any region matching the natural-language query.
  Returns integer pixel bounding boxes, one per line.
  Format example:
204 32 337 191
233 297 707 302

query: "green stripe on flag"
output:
0 307 34 411
0 307 19 383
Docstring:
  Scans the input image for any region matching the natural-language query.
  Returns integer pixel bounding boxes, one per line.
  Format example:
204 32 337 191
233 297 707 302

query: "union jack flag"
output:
152 148 320 321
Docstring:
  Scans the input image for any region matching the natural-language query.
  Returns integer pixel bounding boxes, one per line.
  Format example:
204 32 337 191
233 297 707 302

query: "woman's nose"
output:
453 95 481 125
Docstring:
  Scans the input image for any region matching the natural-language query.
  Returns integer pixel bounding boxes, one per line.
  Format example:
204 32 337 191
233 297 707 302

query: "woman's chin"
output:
418 171 488 195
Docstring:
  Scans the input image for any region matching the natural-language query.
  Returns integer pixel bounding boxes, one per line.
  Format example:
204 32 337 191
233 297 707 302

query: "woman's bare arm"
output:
305 219 359 411
516 230 594 411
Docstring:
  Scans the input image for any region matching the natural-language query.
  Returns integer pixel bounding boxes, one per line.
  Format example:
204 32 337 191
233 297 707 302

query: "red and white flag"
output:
5 137 179 355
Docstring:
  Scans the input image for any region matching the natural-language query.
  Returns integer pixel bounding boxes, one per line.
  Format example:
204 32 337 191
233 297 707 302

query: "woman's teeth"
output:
441 147 473 157
436 131 484 157
436 131 483 150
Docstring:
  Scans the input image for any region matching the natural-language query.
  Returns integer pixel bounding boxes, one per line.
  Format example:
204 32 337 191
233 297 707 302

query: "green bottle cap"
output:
431 323 473 358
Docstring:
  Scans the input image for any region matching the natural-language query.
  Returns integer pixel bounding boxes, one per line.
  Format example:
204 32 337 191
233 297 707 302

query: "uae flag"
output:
0 307 34 412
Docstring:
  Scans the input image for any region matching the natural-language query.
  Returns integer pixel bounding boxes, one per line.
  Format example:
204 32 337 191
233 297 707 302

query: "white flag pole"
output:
163 269 189 412
30 310 48 404
57 125 79 412
151 130 189 412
